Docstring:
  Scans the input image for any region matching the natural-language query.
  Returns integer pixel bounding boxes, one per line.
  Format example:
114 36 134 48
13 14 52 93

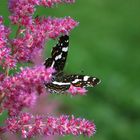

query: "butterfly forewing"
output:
44 35 69 73
45 73 100 93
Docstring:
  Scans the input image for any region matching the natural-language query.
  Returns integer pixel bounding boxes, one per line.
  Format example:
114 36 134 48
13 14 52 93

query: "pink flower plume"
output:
5 113 96 138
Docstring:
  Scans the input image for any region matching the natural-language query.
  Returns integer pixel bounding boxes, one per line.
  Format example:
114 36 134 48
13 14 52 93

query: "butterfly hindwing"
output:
64 74 100 87
44 35 69 73
45 73 100 93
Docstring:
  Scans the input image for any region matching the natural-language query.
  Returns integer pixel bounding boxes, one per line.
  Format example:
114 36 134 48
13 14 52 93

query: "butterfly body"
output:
44 35 100 93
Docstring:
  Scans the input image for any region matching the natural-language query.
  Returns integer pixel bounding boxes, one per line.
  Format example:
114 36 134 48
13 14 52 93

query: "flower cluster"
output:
0 0 97 139
68 85 87 96
0 16 16 68
9 0 75 25
40 0 75 7
0 66 55 116
4 113 96 138
8 0 78 63
12 16 78 62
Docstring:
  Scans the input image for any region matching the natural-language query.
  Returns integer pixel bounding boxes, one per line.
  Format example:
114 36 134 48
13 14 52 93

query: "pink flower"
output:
0 66 55 116
5 113 96 138
12 17 78 62
8 0 39 24
8 0 75 25
40 0 75 7
0 19 16 68
68 85 87 95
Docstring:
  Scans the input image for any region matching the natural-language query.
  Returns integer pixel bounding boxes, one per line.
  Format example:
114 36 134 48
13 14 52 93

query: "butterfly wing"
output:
61 74 100 87
45 73 100 93
44 35 101 93
44 35 69 73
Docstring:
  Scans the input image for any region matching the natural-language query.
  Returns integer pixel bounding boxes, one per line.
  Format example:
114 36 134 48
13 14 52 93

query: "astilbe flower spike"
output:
12 16 78 62
8 0 75 25
4 113 96 138
0 66 55 116
40 0 75 7
0 0 97 139
0 17 16 68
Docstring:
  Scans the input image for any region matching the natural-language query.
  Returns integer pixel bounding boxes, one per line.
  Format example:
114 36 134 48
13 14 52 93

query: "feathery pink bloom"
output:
0 66 55 116
12 17 78 62
8 0 39 24
5 113 96 138
67 85 87 95
8 0 75 24
0 17 16 68
40 0 75 7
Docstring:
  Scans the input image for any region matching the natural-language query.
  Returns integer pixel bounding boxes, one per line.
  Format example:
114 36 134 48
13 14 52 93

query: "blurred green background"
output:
0 0 140 140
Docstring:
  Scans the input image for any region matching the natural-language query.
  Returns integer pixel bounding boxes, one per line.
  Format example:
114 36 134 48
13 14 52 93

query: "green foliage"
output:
0 111 8 126
0 0 140 140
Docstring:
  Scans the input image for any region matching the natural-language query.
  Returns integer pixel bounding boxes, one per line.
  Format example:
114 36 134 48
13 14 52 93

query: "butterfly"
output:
44 35 100 93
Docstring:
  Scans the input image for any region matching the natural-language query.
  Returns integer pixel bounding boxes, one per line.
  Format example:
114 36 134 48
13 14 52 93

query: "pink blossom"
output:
0 66 55 116
68 85 87 95
8 0 39 24
5 113 96 138
40 0 75 7
0 18 16 68
12 17 78 62
8 0 75 24
8 0 39 14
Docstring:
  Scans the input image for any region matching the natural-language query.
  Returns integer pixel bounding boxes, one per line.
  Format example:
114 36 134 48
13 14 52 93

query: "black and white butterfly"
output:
44 35 100 93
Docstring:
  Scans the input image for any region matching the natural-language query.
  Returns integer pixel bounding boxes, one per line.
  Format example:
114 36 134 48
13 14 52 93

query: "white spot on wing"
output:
83 76 89 81
51 61 55 67
62 47 68 52
72 79 81 84
92 78 97 81
52 81 70 86
55 53 62 60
